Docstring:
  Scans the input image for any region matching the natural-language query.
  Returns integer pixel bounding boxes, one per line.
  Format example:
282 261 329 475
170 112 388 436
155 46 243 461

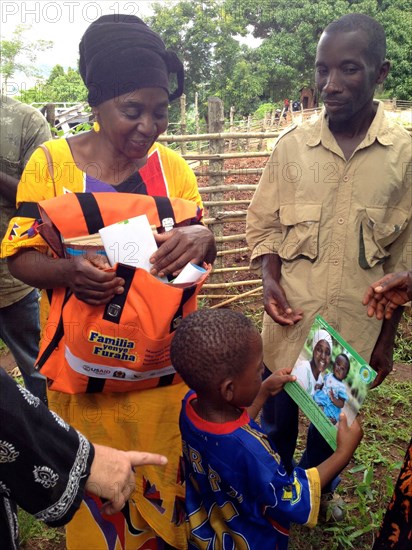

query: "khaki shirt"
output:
0 94 52 307
246 102 412 371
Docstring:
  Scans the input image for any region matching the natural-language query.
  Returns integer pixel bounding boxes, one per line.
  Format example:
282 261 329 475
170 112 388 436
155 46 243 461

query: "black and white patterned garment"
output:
0 369 94 549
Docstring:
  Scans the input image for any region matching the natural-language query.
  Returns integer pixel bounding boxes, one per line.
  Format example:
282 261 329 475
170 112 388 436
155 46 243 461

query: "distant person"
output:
314 353 350 424
247 13 411 520
0 93 51 403
170 308 363 548
292 100 301 111
0 367 167 550
363 271 411 550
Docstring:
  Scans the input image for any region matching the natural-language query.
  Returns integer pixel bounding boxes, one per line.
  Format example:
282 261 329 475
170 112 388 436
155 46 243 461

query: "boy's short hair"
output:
170 308 259 393
324 13 386 67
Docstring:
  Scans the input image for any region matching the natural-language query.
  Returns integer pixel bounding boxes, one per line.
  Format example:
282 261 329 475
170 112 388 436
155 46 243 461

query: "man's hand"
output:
263 276 304 325
68 255 125 305
150 225 216 278
85 444 168 515
369 327 396 388
363 271 412 320
261 254 303 325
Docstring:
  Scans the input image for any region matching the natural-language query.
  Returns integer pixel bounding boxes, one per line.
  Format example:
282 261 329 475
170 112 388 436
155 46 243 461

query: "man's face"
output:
315 29 385 124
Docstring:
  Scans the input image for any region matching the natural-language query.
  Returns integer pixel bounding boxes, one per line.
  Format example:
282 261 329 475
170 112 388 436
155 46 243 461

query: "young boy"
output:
170 309 363 549
314 354 350 424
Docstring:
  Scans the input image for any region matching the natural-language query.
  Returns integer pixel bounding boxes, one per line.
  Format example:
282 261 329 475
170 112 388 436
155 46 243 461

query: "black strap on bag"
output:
75 193 106 234
15 202 41 218
103 264 136 323
35 289 73 372
74 192 177 235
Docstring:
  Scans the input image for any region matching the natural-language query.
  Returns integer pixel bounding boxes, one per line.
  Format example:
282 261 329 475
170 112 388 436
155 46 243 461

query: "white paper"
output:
172 262 206 284
99 215 158 271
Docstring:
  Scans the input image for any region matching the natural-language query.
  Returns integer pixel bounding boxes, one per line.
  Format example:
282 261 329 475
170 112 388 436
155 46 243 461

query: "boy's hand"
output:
247 368 295 420
317 414 363 489
336 414 363 462
261 368 296 398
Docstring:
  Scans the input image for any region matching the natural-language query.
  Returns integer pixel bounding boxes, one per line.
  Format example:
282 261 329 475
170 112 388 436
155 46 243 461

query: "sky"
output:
0 0 156 92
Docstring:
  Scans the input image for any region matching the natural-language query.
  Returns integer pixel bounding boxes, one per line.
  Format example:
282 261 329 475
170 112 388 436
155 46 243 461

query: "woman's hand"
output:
150 225 216 278
85 444 167 515
68 255 125 305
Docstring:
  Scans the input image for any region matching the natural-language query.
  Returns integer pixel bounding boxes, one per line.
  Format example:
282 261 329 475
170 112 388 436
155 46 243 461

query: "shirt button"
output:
333 260 339 265
330 297 335 304
343 176 349 182
338 217 344 224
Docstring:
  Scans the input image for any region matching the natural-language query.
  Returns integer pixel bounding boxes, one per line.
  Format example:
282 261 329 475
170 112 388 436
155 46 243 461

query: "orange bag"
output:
34 192 210 393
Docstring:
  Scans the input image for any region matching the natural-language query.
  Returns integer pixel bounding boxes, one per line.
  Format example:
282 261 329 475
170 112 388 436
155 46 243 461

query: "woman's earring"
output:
93 120 100 133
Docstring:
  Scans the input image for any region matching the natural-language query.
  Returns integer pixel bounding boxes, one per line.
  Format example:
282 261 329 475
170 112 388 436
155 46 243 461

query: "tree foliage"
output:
149 0 411 115
11 0 410 116
17 66 87 105
0 25 53 89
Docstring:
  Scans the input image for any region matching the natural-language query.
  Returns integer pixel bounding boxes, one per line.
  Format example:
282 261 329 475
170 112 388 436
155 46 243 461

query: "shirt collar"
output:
306 100 393 152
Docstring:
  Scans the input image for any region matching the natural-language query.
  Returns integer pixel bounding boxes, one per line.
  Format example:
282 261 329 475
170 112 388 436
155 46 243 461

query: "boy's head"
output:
171 308 263 407
333 353 350 381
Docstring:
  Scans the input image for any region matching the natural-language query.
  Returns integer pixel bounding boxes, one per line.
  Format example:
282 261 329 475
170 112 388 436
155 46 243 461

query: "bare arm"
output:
0 171 19 204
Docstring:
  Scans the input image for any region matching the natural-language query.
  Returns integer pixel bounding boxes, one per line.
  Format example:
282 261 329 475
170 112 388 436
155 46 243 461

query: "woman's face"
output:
312 339 331 373
96 87 169 160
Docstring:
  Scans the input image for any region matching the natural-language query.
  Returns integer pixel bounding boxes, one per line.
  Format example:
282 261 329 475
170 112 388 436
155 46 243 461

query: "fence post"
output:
207 97 225 284
194 92 200 153
229 105 235 151
180 94 187 155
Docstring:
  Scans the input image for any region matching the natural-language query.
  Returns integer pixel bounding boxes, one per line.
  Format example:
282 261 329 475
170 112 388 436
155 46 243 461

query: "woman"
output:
3 15 215 549
293 329 332 396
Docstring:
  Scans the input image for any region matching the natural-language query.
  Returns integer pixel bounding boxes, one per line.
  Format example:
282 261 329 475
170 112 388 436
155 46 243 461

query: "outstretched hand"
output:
362 271 412 320
263 276 303 325
85 444 168 515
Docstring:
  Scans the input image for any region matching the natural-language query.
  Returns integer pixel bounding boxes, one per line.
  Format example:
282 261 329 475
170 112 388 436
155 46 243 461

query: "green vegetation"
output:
3 1 410 115
0 24 52 89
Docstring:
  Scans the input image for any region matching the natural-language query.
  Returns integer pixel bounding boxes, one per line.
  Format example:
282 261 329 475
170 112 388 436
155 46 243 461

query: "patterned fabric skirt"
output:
48 382 189 550
373 439 412 549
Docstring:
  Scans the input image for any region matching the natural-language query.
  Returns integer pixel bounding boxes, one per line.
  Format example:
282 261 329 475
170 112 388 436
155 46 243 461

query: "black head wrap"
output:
79 14 184 106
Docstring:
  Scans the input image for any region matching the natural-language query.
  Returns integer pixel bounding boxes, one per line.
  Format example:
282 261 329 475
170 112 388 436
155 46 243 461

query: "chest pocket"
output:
278 204 322 261
359 206 409 269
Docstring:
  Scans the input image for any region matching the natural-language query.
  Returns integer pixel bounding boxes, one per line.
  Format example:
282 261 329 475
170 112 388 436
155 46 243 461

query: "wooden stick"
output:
211 286 263 308
203 279 262 289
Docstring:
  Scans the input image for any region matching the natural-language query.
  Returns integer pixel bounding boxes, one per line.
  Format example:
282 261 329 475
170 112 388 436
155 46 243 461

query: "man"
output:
246 13 411 518
0 93 51 402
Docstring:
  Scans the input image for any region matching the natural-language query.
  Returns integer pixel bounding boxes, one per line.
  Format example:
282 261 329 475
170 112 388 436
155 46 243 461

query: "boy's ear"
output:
220 378 234 403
